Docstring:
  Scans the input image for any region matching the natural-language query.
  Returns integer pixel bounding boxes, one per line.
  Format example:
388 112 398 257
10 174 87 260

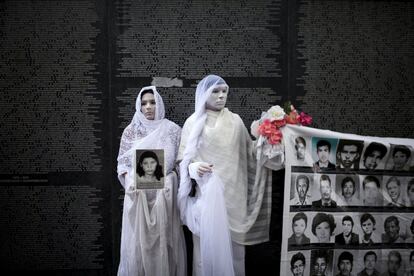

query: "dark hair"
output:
386 176 401 189
392 145 411 159
336 140 363 169
312 212 336 236
136 151 164 180
292 212 308 228
296 175 310 191
342 215 354 227
320 174 331 186
337 140 363 153
291 252 306 269
408 178 414 193
341 177 356 195
337 251 353 268
388 251 402 264
364 251 377 262
295 137 306 148
363 142 387 160
312 249 329 264
410 219 414 233
360 213 376 226
317 140 331 152
363 176 380 189
384 216 399 228
140 89 154 99
410 251 414 261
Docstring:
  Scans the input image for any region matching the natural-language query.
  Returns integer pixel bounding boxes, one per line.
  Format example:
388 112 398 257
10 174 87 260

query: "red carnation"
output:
268 129 283 145
258 119 276 137
273 119 286 128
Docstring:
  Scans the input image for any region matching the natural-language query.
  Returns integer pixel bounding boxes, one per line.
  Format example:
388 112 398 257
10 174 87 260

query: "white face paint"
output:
205 85 228 111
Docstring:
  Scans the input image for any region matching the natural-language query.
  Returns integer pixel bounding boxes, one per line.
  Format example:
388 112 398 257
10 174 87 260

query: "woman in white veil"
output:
117 86 186 276
177 75 274 276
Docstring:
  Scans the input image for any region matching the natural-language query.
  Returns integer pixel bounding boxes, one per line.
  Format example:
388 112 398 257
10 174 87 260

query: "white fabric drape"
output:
179 108 273 243
117 86 186 276
177 75 273 276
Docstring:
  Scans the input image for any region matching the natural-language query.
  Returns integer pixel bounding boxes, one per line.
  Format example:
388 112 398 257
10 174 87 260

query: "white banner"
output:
280 125 414 276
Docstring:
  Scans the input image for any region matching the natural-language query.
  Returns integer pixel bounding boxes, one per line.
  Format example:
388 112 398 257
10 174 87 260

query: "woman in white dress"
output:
117 86 186 276
177 75 275 276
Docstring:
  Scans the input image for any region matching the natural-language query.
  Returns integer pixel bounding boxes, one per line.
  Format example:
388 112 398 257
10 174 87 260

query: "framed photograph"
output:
134 149 165 189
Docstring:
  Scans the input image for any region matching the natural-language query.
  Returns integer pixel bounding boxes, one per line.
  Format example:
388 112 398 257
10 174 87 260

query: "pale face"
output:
292 260 305 276
342 220 353 236
317 145 330 164
393 151 408 170
364 182 379 204
316 221 331 242
141 93 156 120
385 220 399 240
205 85 228 111
364 150 383 170
364 254 376 270
338 259 352 276
342 181 355 200
297 178 309 198
314 257 327 276
338 145 359 168
320 180 331 201
361 219 374 235
296 143 306 160
293 218 306 237
141 157 157 176
386 181 400 202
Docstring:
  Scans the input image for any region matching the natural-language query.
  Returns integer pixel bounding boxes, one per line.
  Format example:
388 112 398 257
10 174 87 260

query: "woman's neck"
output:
205 109 222 127
143 174 156 180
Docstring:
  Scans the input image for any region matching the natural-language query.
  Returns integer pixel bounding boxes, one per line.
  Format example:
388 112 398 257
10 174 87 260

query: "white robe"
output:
178 108 273 276
178 108 272 245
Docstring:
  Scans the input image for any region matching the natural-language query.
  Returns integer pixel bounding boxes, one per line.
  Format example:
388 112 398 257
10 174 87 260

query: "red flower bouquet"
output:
251 102 312 163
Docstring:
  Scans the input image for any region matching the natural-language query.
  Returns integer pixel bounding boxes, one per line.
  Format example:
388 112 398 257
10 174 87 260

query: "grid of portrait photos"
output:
280 125 414 276
134 149 165 189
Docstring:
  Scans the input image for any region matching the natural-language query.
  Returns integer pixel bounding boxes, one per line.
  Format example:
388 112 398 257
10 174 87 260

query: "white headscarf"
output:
132 85 166 133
